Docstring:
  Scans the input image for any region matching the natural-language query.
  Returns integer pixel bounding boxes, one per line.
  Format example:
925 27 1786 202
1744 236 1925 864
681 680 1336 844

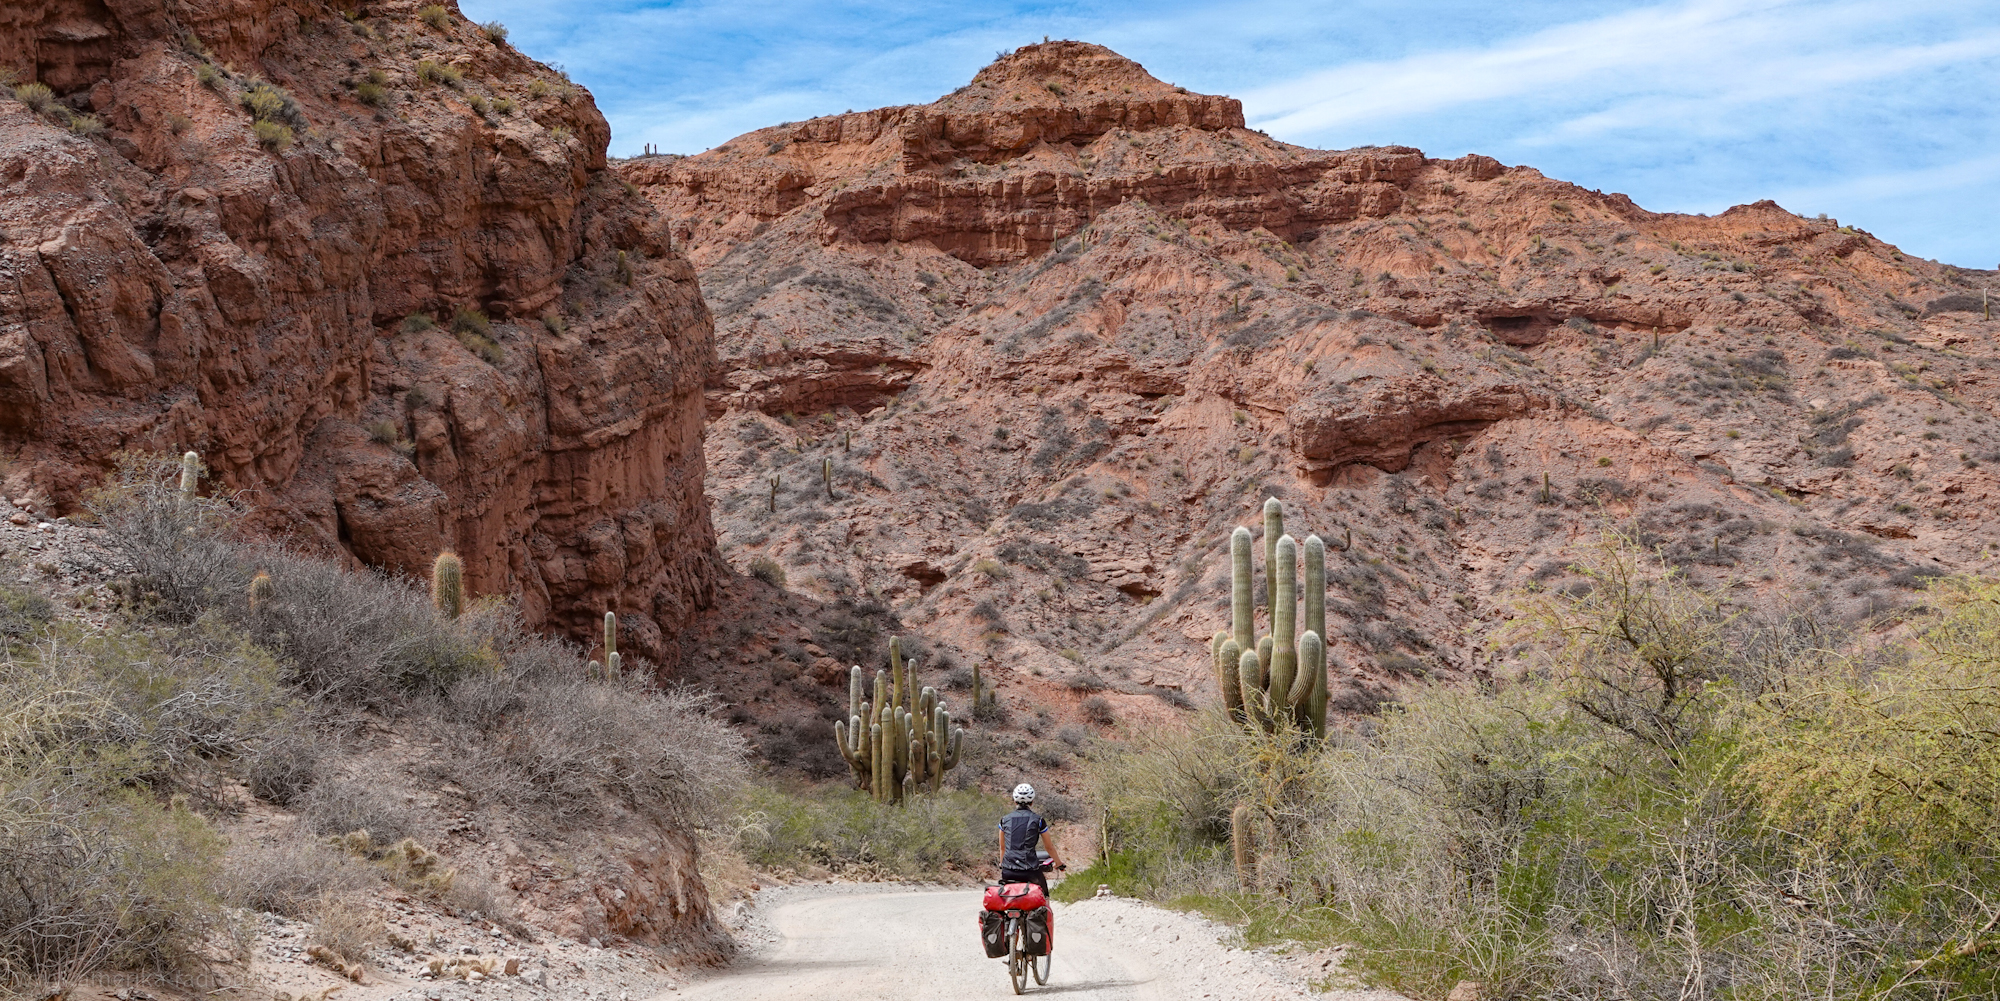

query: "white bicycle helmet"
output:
1012 783 1036 805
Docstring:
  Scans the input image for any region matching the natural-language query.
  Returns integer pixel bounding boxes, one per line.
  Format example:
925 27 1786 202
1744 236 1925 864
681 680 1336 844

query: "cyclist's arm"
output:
998 829 1008 865
1039 829 1064 869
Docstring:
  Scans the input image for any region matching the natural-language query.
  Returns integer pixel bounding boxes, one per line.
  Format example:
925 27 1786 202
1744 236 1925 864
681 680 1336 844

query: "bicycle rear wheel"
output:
1009 920 1027 994
1033 952 1051 985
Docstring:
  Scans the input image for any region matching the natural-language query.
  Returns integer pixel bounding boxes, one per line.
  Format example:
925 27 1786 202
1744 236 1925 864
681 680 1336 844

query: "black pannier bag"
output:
1021 906 1052 956
980 908 1009 958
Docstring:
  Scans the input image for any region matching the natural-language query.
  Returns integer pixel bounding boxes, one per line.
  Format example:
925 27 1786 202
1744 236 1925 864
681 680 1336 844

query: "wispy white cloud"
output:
1775 153 2000 208
1239 0 1997 139
461 0 2000 268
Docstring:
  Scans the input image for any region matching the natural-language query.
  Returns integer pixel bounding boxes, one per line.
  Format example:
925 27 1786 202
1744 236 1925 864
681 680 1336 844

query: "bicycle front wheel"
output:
1033 952 1051 985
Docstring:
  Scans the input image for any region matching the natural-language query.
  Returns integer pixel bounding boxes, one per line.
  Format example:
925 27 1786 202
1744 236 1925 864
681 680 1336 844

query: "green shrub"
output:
401 312 436 333
734 784 1002 877
239 84 287 121
0 584 54 638
417 3 450 29
67 113 105 137
747 557 785 587
252 119 293 151
0 789 230 986
480 20 508 43
1084 535 2000 999
194 63 221 90
415 59 462 89
450 309 503 365
356 81 386 106
13 82 54 113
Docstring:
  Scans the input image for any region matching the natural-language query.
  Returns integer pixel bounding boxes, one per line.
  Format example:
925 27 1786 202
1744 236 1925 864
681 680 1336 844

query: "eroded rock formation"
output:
0 0 717 657
623 42 2000 783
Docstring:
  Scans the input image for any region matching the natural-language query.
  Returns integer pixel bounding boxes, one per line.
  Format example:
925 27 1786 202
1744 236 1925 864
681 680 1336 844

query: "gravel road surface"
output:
658 884 1406 1001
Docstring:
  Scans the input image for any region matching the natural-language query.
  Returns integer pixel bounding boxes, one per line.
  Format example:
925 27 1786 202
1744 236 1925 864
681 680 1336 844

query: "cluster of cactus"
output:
833 637 963 804
1213 497 1336 740
590 611 621 679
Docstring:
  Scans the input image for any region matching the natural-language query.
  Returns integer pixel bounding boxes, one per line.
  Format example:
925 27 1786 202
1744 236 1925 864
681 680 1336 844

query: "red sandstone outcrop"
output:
0 0 717 657
625 42 2000 771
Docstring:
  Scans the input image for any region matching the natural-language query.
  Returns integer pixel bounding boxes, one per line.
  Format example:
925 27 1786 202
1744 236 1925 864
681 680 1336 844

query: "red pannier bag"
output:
983 882 1048 911
978 910 1008 958
1022 905 1053 955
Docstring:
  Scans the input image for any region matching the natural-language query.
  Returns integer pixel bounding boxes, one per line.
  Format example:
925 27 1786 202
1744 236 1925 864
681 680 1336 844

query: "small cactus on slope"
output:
248 571 273 611
178 451 202 504
431 551 463 620
603 610 620 679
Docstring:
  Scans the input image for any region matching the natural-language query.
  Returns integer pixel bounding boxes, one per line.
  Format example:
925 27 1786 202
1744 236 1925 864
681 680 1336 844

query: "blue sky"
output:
459 0 2000 269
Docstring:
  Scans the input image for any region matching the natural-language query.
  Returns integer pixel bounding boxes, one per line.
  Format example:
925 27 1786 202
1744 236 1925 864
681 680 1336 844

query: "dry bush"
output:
227 831 378 918
239 547 494 704
298 774 429 844
439 672 748 835
309 893 384 964
244 725 332 806
0 788 229 987
0 614 293 988
441 872 528 936
88 452 252 623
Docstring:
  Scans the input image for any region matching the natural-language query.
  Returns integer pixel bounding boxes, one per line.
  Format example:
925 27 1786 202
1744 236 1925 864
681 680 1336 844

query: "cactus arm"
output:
1303 631 1329 739
1230 527 1254 656
942 718 962 771
835 719 857 767
1291 630 1322 707
1238 648 1270 732
889 637 905 714
1213 630 1245 722
1262 497 1283 594
1269 536 1298 725
870 719 886 802
1256 635 1274 692
1303 535 1326 648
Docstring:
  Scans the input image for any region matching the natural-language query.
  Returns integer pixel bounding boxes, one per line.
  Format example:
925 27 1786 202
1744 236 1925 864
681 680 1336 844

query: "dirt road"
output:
660 885 1406 1001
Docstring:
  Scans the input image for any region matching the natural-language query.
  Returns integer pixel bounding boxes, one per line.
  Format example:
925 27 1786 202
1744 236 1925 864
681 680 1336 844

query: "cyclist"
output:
998 783 1064 892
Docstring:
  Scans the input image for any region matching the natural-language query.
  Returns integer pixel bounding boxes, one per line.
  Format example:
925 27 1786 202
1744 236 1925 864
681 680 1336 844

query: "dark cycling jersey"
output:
998 807 1048 871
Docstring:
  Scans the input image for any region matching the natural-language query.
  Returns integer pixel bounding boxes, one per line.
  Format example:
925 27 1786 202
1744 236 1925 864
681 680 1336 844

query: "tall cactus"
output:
1221 498 1337 741
830 635 964 804
431 551 463 620
1230 802 1258 891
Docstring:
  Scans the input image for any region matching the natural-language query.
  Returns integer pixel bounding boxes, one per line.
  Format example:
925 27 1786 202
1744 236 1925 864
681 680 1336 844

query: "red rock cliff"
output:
0 0 718 656
621 41 2000 741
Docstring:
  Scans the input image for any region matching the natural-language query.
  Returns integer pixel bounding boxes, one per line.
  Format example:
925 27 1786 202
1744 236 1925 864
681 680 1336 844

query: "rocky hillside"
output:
623 41 2000 723
0 0 715 656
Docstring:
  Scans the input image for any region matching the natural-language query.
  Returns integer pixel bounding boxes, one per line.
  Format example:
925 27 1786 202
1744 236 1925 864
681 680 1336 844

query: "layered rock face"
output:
625 41 2000 740
0 0 717 656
